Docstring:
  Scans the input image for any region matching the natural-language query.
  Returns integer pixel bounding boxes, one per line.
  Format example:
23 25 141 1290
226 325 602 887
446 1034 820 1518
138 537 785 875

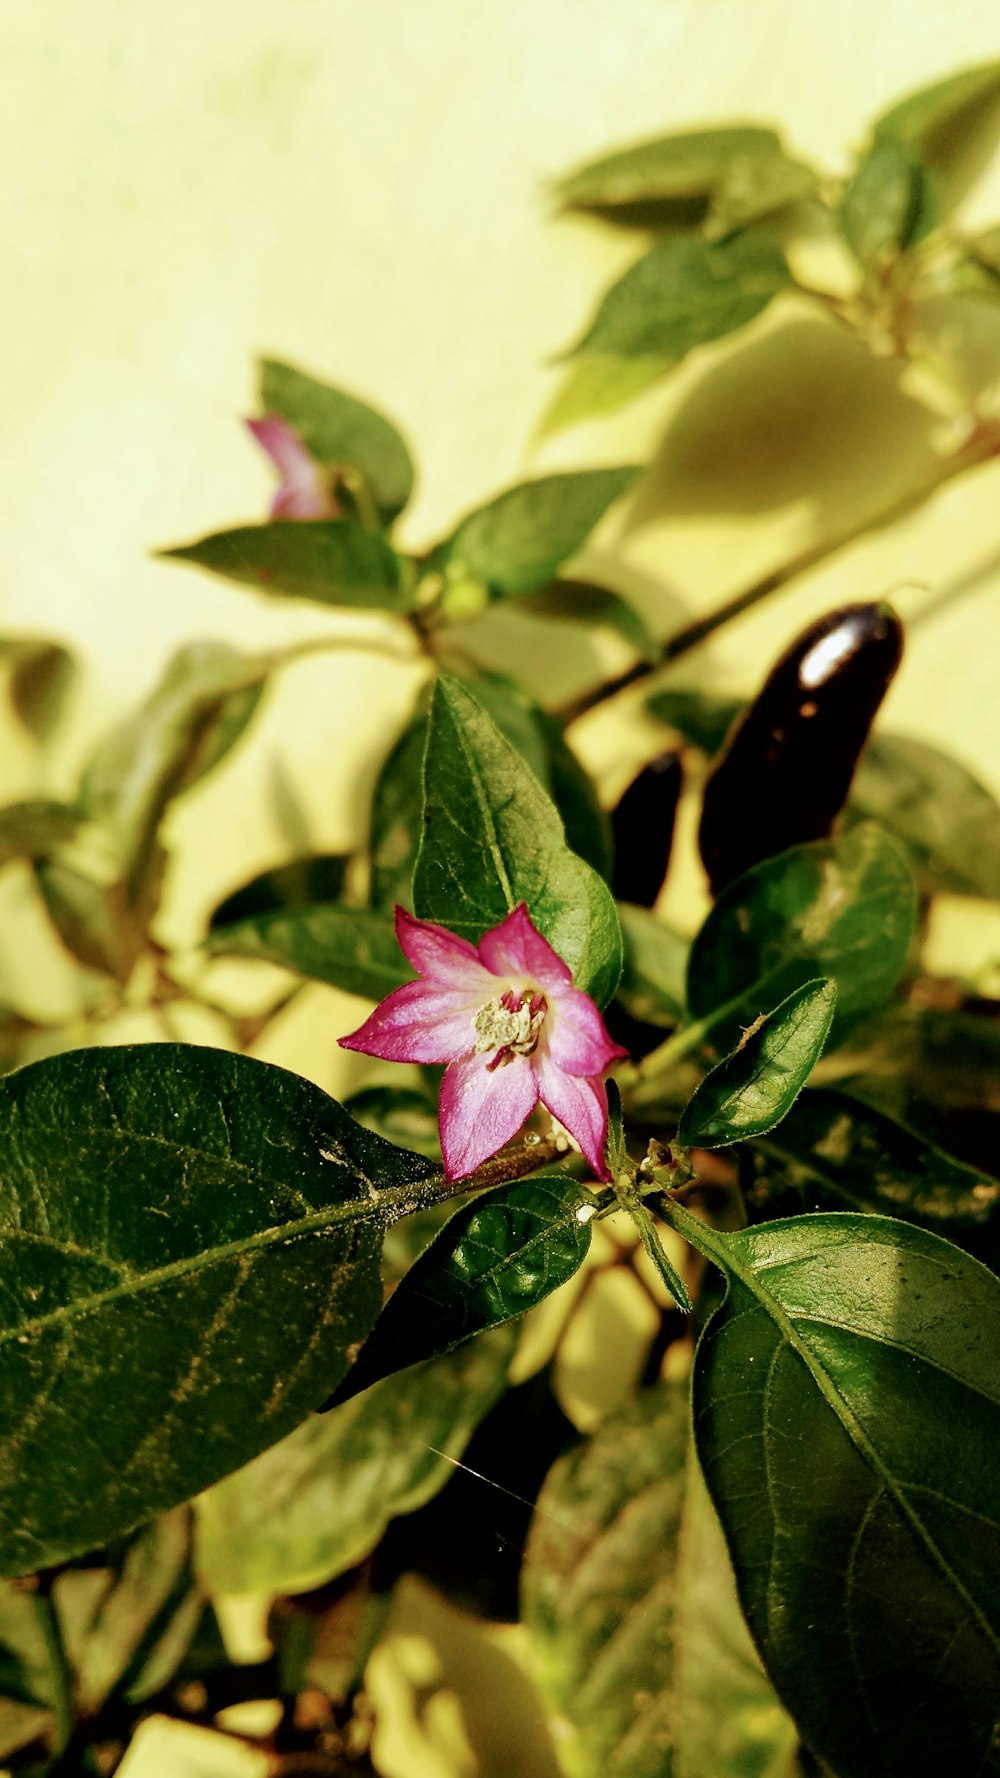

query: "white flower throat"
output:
474 987 547 1068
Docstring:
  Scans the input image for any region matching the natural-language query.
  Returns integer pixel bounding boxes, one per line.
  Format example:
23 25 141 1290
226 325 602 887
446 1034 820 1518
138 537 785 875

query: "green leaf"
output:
209 853 348 930
523 580 659 663
158 520 410 611
616 903 689 1027
0 1044 438 1575
556 125 787 209
204 903 414 1000
0 638 75 743
850 731 1000 899
875 58 1000 148
679 978 836 1147
522 1382 801 1778
538 354 672 436
438 469 639 596
195 1325 513 1596
706 152 819 240
753 1088 1000 1255
56 1509 200 1713
258 358 415 522
414 677 622 1005
80 642 272 889
833 1005 1000 1159
674 1202 1000 1778
647 686 744 756
840 139 934 263
572 231 789 361
686 825 917 1050
325 1175 596 1406
0 802 79 868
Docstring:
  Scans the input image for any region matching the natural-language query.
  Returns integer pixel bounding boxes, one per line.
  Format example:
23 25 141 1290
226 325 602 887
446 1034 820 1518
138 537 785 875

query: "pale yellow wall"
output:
2 0 1000 1094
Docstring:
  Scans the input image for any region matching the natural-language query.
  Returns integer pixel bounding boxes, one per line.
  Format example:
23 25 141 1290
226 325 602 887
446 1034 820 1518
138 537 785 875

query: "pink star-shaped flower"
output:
246 415 340 520
340 904 627 1182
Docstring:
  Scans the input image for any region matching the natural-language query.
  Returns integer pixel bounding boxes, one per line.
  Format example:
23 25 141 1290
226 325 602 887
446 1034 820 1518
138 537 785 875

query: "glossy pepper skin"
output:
698 601 904 895
611 750 683 908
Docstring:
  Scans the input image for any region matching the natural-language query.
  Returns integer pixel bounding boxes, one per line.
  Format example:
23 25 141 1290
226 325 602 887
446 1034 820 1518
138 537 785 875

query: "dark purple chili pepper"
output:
698 601 904 895
611 750 683 908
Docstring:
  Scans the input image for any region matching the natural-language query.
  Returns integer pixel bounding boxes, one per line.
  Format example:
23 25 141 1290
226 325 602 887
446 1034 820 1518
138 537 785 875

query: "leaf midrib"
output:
0 1175 434 1350
673 1204 1000 1669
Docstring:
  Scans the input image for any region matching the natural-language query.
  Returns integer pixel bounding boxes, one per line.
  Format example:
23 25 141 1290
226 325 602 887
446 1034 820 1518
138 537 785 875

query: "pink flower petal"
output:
534 1053 611 1180
340 980 479 1064
394 906 493 989
477 903 572 989
546 986 629 1075
246 416 338 520
438 1053 539 1180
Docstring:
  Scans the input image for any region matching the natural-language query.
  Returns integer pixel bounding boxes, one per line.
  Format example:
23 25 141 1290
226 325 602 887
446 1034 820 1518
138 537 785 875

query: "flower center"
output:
474 987 547 1069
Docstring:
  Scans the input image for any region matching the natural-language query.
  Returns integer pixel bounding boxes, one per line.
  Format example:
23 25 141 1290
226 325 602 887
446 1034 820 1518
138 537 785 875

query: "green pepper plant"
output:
0 56 999 1778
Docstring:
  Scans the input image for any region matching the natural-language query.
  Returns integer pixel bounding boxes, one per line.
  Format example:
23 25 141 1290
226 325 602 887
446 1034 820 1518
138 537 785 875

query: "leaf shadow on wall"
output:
622 314 940 538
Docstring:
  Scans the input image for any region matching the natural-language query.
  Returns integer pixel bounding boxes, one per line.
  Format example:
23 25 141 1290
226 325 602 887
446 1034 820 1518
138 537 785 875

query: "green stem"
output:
612 1169 693 1312
559 422 1000 724
30 1580 73 1758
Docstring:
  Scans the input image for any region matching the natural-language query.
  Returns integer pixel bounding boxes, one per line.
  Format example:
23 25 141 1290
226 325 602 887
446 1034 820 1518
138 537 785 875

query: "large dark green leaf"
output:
325 1175 597 1407
204 904 414 1000
522 1382 800 1778
674 1202 1000 1778
159 520 410 610
832 1006 1000 1168
258 358 415 522
195 1324 514 1596
840 139 933 263
850 732 1000 899
414 678 622 1005
679 978 836 1148
685 825 917 1049
0 1045 438 1574
572 231 789 361
439 469 639 597
753 1088 1000 1259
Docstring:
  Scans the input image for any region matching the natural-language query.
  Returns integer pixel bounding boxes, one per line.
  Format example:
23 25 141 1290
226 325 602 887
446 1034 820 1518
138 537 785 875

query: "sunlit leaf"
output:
0 1044 437 1574
875 58 1000 149
414 678 622 1005
679 978 836 1147
571 231 789 361
556 125 786 209
0 802 79 868
438 469 639 596
538 354 672 435
195 1325 514 1596
205 904 413 1000
258 358 415 522
159 520 410 611
686 825 917 1050
324 1175 597 1406
840 139 934 263
675 1201 1000 1778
